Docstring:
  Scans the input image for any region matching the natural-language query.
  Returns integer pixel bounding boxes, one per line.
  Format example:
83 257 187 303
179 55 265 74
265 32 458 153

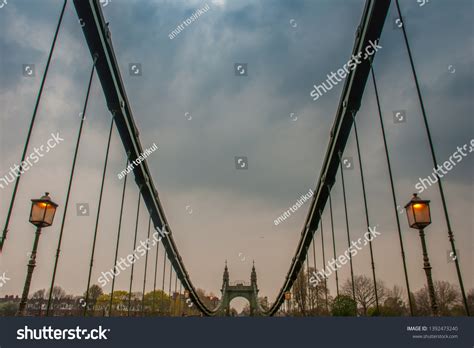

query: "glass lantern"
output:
404 193 431 229
29 192 58 228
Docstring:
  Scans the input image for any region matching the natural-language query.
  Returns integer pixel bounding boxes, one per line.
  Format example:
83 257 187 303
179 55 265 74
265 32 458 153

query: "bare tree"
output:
342 275 386 315
259 296 269 311
31 289 46 316
467 289 474 315
31 289 46 300
48 286 66 300
47 286 67 313
84 284 104 314
436 281 462 315
414 281 461 316
413 287 431 316
381 286 407 316
293 269 308 316
307 267 330 315
241 303 250 316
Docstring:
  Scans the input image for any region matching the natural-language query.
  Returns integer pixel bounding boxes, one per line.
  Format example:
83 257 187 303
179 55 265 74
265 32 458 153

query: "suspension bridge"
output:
0 0 471 318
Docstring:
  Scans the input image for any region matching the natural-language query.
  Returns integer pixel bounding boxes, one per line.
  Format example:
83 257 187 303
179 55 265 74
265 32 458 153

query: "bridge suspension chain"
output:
128 190 142 316
141 216 153 315
327 186 339 296
319 210 329 312
47 61 97 316
339 155 356 301
152 239 161 313
370 67 414 315
0 0 68 252
109 158 129 315
311 236 318 311
84 117 115 316
178 282 182 315
394 0 469 316
174 267 178 316
306 253 310 312
67 0 392 316
161 250 167 314
352 114 379 312
168 260 173 314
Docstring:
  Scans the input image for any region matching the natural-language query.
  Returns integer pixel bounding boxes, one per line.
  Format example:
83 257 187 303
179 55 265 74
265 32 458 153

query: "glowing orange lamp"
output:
404 193 431 229
18 193 58 316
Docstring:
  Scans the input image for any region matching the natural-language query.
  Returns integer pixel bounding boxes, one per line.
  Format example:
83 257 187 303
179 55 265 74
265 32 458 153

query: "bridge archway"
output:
228 297 250 316
216 262 263 316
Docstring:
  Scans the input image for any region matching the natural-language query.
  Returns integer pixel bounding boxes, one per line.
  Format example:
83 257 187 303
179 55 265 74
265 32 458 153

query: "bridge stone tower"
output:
216 261 262 316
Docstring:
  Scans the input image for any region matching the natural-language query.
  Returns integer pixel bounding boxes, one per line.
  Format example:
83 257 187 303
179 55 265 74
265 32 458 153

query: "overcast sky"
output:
0 0 472 312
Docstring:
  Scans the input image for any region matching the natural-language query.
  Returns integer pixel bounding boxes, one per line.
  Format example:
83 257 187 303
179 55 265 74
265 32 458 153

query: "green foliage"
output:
0 302 18 316
331 295 357 316
84 285 103 303
83 284 104 312
143 290 170 313
95 294 111 311
376 297 406 316
367 307 380 316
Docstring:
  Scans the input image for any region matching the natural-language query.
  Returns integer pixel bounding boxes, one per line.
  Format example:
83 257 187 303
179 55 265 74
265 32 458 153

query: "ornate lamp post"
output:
17 193 58 316
404 193 438 316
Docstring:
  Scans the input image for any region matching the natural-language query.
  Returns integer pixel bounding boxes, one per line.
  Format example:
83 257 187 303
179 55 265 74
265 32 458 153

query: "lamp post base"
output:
419 228 439 316
17 227 42 316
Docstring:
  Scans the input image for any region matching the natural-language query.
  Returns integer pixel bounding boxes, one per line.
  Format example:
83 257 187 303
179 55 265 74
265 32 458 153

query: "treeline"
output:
0 285 217 317
284 267 473 316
